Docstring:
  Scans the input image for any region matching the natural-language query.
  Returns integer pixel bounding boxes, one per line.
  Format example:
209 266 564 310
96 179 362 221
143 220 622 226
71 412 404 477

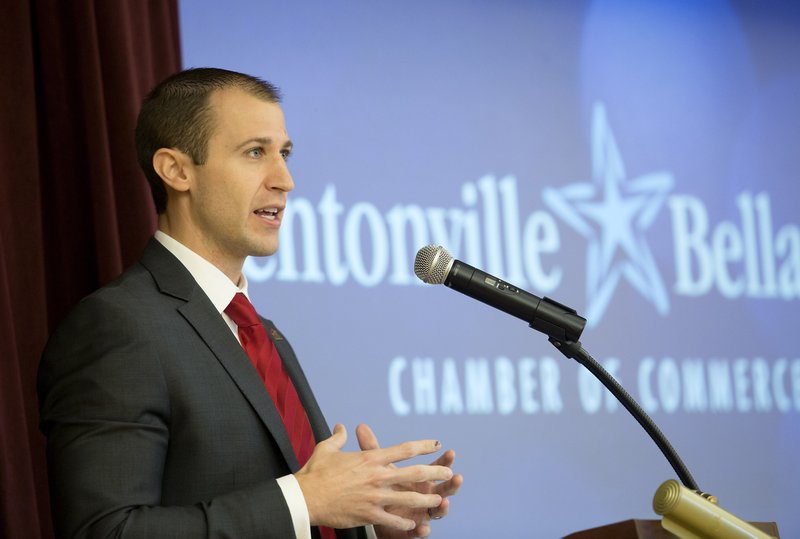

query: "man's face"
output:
185 87 294 272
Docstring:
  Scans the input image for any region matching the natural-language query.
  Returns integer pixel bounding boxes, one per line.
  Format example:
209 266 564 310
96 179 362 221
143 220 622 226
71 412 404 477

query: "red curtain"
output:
0 1 181 536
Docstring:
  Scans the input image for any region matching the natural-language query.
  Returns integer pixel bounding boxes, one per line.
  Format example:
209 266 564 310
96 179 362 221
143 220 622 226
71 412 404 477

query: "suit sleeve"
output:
38 292 297 539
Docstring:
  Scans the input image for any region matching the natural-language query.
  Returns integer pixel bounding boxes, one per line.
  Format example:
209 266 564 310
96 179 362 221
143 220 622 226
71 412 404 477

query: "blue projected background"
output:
181 1 800 536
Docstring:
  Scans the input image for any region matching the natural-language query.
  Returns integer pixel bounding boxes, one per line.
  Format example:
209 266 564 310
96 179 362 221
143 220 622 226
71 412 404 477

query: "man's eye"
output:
280 149 291 161
247 148 263 158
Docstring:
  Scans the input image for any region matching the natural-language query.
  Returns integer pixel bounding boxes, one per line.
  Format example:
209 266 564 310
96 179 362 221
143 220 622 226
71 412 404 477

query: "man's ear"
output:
152 148 193 194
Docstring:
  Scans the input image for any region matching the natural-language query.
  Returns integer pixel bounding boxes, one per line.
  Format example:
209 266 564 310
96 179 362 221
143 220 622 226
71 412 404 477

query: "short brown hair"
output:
135 67 281 213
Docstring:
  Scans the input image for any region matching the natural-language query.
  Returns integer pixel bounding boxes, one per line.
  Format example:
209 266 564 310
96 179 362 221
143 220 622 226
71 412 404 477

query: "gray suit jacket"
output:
38 238 367 539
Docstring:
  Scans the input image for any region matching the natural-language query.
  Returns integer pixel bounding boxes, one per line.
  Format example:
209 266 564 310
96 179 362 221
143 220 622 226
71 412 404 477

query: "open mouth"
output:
253 208 279 220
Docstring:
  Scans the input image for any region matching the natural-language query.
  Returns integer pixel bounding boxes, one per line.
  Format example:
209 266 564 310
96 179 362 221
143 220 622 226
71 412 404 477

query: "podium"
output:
563 519 780 538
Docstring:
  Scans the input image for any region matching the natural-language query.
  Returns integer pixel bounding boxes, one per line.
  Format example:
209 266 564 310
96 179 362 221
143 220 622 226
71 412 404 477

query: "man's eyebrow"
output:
234 137 270 151
233 137 294 152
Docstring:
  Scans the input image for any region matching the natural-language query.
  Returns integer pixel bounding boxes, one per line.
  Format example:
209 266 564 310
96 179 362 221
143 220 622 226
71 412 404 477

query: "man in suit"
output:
38 67 462 538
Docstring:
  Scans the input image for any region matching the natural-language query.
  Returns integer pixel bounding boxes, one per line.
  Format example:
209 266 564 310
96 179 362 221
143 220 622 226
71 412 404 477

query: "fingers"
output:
376 513 417 533
426 496 450 522
430 448 455 468
376 439 443 466
416 523 433 538
433 471 463 498
384 490 443 510
356 423 380 451
298 422 461 532
358 424 450 469
391 463 454 484
320 423 347 452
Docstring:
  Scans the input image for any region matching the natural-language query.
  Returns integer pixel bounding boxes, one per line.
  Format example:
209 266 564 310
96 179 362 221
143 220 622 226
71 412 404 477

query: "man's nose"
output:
268 159 294 192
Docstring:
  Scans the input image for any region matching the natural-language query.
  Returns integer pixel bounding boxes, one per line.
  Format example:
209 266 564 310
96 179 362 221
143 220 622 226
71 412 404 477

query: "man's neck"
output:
157 215 244 286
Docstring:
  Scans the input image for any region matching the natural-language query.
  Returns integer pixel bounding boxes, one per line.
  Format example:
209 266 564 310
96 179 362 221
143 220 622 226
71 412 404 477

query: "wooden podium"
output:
563 519 780 538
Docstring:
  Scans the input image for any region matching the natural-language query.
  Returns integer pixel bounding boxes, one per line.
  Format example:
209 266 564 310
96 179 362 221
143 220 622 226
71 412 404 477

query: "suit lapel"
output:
140 239 300 469
180 296 300 469
265 321 331 445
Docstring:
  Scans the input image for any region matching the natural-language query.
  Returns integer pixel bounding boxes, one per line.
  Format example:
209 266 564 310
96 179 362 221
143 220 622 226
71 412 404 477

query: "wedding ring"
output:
428 508 443 520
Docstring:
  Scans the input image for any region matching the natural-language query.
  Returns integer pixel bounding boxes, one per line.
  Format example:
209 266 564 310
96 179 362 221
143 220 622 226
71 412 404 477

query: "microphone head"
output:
414 245 454 284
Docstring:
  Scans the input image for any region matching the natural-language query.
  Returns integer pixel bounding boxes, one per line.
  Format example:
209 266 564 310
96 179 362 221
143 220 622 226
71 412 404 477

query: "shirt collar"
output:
154 230 249 313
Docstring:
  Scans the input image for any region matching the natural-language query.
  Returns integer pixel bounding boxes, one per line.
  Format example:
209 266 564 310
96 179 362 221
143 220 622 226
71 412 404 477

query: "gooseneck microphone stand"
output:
547 337 699 492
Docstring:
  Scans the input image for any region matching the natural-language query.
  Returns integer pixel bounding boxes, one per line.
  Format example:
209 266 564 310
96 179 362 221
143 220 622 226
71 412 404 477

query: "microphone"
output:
653 480 775 539
413 245 586 343
414 246 778 535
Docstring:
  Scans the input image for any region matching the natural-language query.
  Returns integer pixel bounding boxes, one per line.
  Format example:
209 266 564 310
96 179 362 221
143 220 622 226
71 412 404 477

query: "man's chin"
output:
247 241 279 258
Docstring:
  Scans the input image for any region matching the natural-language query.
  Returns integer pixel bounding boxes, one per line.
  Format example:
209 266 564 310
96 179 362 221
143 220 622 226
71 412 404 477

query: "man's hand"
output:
294 424 454 532
357 424 463 539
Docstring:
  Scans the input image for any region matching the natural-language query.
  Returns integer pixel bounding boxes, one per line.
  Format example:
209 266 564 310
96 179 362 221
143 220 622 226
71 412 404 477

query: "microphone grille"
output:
414 245 453 284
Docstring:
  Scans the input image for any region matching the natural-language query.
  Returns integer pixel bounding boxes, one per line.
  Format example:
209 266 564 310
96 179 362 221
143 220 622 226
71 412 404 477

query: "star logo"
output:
543 102 674 327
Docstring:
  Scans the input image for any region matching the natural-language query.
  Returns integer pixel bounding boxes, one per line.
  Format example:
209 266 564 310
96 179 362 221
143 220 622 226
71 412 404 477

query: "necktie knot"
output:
225 293 261 328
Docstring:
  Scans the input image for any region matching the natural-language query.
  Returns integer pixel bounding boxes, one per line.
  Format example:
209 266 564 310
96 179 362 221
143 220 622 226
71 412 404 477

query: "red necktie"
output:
225 293 336 539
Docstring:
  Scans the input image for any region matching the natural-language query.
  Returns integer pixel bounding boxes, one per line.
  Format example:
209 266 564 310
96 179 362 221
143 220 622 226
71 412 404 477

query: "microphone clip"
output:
532 296 586 343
